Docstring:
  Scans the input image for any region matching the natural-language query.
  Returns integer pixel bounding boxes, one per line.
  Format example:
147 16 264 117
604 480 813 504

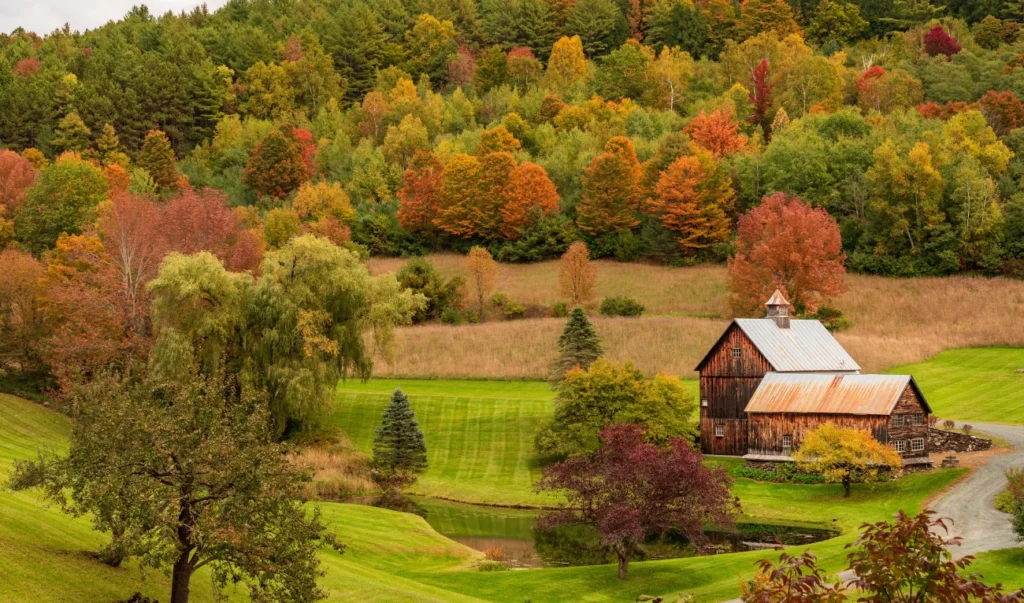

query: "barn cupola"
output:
765 289 791 329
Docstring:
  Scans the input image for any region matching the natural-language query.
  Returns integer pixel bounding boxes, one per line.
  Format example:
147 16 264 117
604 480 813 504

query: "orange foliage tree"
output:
684 108 748 157
728 192 847 316
464 246 497 317
0 149 37 216
397 151 444 234
500 161 561 239
647 152 734 257
577 136 643 236
477 126 522 155
435 153 484 238
0 248 49 374
558 241 597 307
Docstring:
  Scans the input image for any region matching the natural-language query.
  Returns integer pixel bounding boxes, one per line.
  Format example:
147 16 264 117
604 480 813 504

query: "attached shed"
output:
744 373 932 464
695 290 860 455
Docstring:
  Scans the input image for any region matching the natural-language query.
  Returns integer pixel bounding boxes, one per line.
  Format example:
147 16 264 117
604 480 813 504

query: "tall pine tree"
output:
372 389 428 475
550 307 603 384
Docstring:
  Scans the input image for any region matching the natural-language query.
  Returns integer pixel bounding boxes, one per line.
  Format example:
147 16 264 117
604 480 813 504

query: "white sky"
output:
2 1 230 36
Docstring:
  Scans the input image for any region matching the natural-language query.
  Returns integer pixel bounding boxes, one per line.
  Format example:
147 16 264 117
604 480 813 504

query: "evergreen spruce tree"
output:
372 389 428 475
549 307 603 384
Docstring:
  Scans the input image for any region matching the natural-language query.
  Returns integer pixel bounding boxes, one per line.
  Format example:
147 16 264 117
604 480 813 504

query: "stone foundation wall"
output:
928 428 992 453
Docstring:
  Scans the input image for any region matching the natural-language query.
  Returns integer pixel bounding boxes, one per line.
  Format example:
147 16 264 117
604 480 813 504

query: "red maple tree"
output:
749 59 774 140
980 90 1024 135
923 25 962 58
500 161 560 239
727 192 847 316
536 423 738 580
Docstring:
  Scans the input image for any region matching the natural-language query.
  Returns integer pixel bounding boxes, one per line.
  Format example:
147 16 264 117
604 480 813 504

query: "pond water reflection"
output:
359 495 839 569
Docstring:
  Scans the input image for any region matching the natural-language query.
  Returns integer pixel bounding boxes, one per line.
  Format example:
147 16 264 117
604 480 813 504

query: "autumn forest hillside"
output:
3 0 1024 280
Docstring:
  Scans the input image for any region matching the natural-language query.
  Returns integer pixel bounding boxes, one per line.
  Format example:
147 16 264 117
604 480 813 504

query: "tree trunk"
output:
843 476 852 498
617 552 630 580
170 552 193 603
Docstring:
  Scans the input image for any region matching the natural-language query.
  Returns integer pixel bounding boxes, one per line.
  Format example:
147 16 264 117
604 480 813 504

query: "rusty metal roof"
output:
733 319 861 373
744 373 930 415
765 289 790 307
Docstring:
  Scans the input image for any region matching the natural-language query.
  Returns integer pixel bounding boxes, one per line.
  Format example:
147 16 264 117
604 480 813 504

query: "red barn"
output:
696 290 930 463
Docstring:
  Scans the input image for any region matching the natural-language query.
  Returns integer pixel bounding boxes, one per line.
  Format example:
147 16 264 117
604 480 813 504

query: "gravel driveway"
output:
930 421 1024 558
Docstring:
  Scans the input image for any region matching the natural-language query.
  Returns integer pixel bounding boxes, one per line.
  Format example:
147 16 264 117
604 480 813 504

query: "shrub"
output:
440 306 464 325
599 296 645 317
810 305 850 332
491 292 527 320
733 463 826 484
397 258 464 322
477 560 508 571
943 419 956 430
551 302 569 318
962 424 973 436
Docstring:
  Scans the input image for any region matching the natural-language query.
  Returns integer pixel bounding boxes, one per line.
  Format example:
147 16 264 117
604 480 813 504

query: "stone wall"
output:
928 428 992 453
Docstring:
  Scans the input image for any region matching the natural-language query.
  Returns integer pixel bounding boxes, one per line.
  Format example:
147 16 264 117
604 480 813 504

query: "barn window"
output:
732 346 741 360
911 438 925 453
701 398 709 408
910 414 924 426
894 440 907 453
782 435 793 455
714 424 725 438
892 415 905 427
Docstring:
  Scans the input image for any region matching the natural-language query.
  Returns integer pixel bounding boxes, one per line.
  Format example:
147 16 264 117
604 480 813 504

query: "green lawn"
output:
972 547 1024 591
1 368 1014 603
889 347 1024 425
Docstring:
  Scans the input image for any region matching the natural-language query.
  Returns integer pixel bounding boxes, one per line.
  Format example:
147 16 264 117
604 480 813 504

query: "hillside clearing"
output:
368 257 1024 379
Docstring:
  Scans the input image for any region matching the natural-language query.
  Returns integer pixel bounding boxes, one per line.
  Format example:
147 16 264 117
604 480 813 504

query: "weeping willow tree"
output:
148 235 424 438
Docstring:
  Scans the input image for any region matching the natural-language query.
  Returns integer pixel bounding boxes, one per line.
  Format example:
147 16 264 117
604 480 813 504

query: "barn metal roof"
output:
733 319 861 373
744 373 931 415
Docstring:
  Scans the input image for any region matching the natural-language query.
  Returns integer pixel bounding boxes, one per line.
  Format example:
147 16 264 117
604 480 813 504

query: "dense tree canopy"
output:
3 0 1024 278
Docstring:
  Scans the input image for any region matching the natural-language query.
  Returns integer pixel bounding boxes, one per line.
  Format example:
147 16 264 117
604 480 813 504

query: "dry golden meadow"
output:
367 254 1024 379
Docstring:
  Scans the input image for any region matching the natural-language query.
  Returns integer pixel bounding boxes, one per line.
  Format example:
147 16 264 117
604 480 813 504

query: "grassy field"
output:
889 348 1024 425
2 391 977 602
367 255 1024 379
972 547 1024 591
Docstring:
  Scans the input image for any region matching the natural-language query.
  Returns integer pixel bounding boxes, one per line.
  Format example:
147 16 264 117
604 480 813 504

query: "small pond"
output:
356 495 839 569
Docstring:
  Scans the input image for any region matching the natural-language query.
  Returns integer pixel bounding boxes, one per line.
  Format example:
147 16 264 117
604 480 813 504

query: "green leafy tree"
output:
382 114 431 167
595 41 655 101
136 129 180 192
264 207 303 248
807 1 867 46
564 0 629 58
15 157 107 254
372 388 428 486
536 359 696 457
52 112 92 154
404 14 459 85
9 369 339 603
549 306 603 384
396 258 465 322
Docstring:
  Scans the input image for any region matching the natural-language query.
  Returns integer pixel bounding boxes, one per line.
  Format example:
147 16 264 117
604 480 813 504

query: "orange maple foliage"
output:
558 241 597 306
477 126 522 155
0 149 37 216
435 152 519 241
464 246 497 317
577 136 643 235
684 108 748 157
500 161 560 239
0 248 48 373
398 151 444 233
647 152 734 256
728 192 847 316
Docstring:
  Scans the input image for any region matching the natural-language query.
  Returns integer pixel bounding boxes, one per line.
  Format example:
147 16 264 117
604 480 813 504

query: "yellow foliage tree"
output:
793 423 903 498
463 246 497 318
544 36 588 91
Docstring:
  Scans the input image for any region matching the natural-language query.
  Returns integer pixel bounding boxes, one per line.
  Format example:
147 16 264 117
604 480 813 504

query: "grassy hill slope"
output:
889 348 1024 424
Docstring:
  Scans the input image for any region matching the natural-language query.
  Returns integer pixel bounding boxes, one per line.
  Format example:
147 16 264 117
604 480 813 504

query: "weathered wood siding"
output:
700 417 749 456
698 325 773 454
747 413 888 457
746 385 930 458
887 385 930 458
